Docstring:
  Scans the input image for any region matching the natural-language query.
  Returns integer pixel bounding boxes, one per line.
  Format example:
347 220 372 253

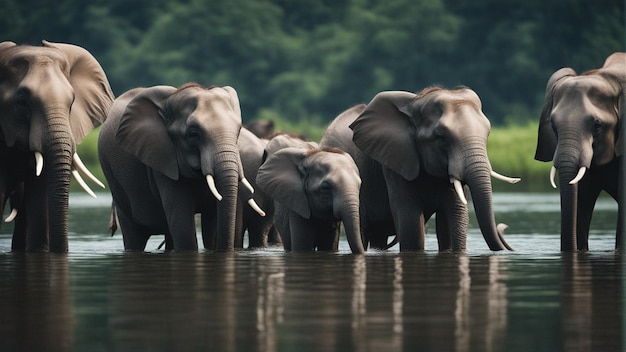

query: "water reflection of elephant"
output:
560 254 622 351
351 254 509 351
0 254 73 351
270 254 508 351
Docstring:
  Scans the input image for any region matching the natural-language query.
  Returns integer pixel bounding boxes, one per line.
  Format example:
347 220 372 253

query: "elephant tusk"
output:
72 170 97 198
4 208 17 223
73 153 105 188
248 198 266 217
490 170 521 184
569 167 587 185
34 151 43 176
550 166 557 189
206 174 223 201
241 177 255 194
450 177 468 205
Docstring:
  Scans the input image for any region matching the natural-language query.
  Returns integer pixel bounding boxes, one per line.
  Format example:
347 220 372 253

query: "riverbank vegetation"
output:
5 0 621 193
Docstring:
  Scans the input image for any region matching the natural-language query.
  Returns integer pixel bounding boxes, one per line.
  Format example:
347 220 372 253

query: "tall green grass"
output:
488 122 552 192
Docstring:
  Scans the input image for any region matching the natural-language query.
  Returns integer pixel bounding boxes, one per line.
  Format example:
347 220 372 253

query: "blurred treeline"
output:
2 0 624 127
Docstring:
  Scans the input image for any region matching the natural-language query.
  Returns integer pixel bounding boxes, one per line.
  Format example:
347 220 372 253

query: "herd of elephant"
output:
0 40 624 254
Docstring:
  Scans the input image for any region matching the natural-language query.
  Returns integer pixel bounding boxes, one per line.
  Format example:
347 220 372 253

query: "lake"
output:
0 193 622 352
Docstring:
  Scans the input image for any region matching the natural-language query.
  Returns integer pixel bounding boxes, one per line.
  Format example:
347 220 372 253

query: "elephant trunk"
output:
212 146 240 251
45 114 74 252
553 130 588 252
338 199 365 254
463 148 508 251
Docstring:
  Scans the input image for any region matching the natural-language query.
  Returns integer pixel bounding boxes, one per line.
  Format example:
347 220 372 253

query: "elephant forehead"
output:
556 76 618 104
3 46 68 71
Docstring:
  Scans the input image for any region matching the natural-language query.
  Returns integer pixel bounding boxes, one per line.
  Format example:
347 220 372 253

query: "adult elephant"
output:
256 135 365 253
320 87 520 252
0 40 114 252
98 83 264 251
231 127 276 249
535 52 625 251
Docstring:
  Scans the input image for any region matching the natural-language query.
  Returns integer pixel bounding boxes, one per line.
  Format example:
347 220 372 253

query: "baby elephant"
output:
256 135 365 254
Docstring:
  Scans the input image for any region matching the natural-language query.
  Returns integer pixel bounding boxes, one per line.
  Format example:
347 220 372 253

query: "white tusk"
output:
491 170 521 184
72 170 97 198
451 177 468 205
4 208 17 223
550 166 557 189
206 174 223 201
248 198 266 217
35 151 43 176
569 167 587 185
241 178 255 194
73 153 105 188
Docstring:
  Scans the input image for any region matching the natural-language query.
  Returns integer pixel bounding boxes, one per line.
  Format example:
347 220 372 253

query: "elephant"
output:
256 134 366 253
320 87 520 252
98 83 264 251
0 40 114 252
244 119 275 139
232 127 277 249
535 52 625 251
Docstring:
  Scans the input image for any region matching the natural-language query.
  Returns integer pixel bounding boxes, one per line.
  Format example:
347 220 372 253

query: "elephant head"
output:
114 83 261 251
350 87 519 251
0 40 114 252
535 52 625 251
256 146 366 254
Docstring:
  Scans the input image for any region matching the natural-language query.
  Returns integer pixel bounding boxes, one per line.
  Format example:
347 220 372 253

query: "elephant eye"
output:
186 128 200 141
592 119 603 135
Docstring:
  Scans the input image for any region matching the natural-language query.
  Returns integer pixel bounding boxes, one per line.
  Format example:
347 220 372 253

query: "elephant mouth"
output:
549 165 587 188
450 170 521 205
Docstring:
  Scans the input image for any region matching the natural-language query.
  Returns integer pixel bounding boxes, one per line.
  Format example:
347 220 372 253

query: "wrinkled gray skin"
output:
535 52 625 251
257 135 365 253
321 87 516 252
98 84 249 251
230 127 277 248
0 40 114 252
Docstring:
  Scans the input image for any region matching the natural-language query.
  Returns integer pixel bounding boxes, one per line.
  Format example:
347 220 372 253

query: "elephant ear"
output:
256 147 311 218
350 91 420 180
535 67 577 162
42 40 115 144
116 86 180 180
598 53 626 157
0 41 16 52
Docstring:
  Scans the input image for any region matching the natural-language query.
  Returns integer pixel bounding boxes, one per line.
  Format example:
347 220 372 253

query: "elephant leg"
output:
266 225 282 246
384 169 425 251
247 215 273 249
201 212 217 250
116 208 151 251
234 203 245 249
274 203 292 251
315 220 340 251
24 176 48 252
440 185 469 252
167 211 198 250
288 211 316 251
435 212 452 252
616 202 623 251
576 178 601 251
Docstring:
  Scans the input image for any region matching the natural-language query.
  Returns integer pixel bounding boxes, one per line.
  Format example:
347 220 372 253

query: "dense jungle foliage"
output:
1 0 624 191
2 0 623 125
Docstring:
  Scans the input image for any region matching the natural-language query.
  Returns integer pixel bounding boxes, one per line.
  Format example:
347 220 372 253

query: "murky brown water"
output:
0 193 622 352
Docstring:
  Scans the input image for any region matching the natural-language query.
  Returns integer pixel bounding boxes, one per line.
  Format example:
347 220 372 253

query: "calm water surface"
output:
0 193 622 352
